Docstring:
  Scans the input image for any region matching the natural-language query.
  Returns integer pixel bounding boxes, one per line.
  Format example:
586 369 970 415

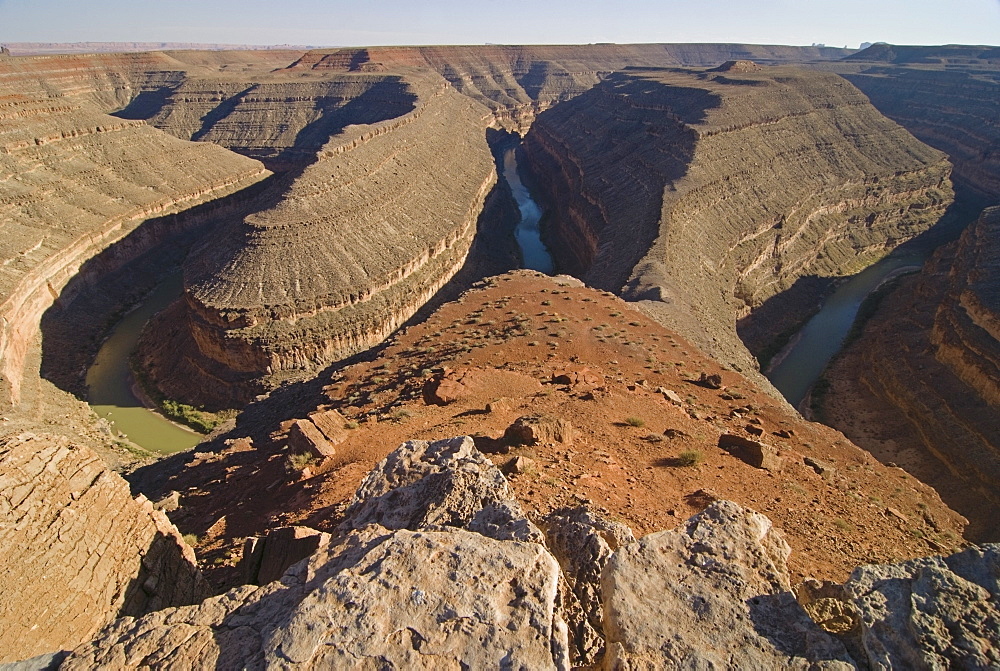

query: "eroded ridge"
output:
0 433 208 662
288 44 857 131
523 65 953 385
837 44 1000 208
137 77 498 408
0 53 269 406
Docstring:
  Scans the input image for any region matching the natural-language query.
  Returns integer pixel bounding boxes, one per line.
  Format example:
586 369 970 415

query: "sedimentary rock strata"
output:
835 45 1000 208
290 44 856 131
138 77 498 408
142 75 419 170
0 53 268 406
0 433 208 662
820 207 1000 539
523 65 953 382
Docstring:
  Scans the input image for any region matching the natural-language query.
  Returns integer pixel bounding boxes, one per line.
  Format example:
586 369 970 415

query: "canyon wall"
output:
0 54 269 407
819 207 1000 540
522 65 953 383
137 76 499 408
140 75 418 170
0 433 208 662
288 44 854 131
831 45 1000 210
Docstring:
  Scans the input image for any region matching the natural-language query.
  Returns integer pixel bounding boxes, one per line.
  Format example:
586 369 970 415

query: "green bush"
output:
676 450 703 467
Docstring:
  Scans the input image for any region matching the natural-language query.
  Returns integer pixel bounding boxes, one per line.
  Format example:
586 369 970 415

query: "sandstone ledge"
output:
0 433 208 662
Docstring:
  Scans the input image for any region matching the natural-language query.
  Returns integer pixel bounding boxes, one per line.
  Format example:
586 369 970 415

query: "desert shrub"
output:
676 449 703 467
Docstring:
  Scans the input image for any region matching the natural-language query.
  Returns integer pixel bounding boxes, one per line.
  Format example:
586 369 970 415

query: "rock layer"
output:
819 207 1000 540
523 66 952 383
835 44 1000 208
290 44 856 131
137 77 499 408
0 433 208 662
0 54 268 406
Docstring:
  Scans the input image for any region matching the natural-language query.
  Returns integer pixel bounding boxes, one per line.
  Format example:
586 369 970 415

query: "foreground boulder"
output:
600 500 855 669
0 433 209 662
844 544 1000 669
58 436 569 669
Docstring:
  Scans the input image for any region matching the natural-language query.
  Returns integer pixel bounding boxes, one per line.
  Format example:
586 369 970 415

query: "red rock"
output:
718 434 784 472
308 409 349 445
287 418 336 460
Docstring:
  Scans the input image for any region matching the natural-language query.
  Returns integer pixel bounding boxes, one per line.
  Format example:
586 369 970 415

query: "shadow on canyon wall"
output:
40 81 420 400
524 70 721 292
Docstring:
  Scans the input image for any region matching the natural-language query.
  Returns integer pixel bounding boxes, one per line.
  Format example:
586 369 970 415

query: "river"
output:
503 147 554 274
86 273 202 454
766 250 926 407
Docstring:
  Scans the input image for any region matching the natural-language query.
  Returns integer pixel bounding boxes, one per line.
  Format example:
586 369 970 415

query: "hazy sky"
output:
1 0 997 48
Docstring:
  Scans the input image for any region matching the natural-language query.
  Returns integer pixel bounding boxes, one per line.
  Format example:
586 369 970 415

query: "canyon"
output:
522 63 952 387
818 206 1000 540
0 41 999 666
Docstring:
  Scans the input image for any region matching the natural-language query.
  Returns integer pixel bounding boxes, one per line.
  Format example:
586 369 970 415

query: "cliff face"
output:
0 55 269 407
0 433 208 662
839 64 1000 209
522 66 953 383
290 44 855 131
819 207 1000 540
141 76 418 170
137 77 499 408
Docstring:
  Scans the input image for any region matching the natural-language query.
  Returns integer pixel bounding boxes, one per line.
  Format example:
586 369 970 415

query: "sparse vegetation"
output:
286 452 316 472
160 399 236 434
676 450 703 467
625 416 646 427
182 533 199 547
833 518 853 532
344 420 360 429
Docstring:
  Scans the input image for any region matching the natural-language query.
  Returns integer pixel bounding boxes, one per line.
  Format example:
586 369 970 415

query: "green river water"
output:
86 273 202 454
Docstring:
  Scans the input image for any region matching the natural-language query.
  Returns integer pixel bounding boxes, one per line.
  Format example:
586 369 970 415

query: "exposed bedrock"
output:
137 75 419 170
0 433 208 662
52 436 999 669
819 207 1000 540
0 55 269 408
522 66 953 386
289 44 856 131
137 79 500 409
833 45 1000 210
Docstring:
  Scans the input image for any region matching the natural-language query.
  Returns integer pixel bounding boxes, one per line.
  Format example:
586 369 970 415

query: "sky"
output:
1 0 998 48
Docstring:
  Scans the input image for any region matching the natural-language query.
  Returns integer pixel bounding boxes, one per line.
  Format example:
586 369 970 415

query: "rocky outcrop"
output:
836 47 1000 209
843 543 1000 669
601 500 854 669
523 66 952 385
137 77 498 408
51 435 1000 669
0 433 208 662
819 207 1000 540
0 53 269 407
58 436 569 670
